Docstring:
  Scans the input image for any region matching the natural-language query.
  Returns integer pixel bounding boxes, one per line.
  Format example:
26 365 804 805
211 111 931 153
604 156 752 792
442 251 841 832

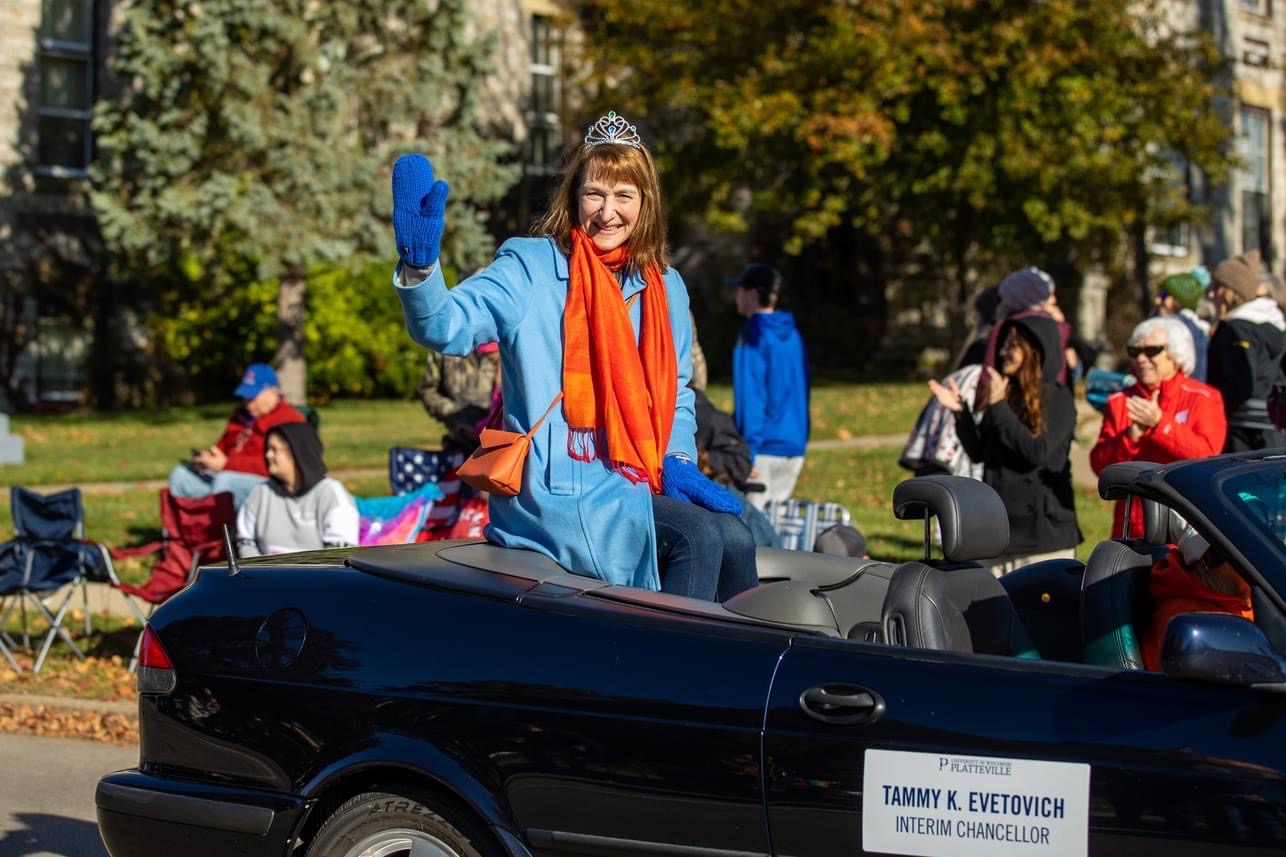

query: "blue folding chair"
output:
0 487 115 672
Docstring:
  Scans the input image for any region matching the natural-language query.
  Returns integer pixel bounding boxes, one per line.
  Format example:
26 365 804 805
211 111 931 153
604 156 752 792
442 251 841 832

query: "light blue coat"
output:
394 237 697 590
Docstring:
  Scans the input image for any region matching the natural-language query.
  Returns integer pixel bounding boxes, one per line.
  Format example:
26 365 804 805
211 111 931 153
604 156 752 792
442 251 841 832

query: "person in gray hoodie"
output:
1208 251 1286 451
235 422 359 557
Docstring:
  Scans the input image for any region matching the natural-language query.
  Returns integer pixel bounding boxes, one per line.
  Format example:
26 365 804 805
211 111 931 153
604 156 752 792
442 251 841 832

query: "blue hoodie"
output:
733 311 810 457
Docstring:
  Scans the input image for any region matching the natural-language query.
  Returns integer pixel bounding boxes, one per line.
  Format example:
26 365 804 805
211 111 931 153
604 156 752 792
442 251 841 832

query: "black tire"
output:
306 788 498 857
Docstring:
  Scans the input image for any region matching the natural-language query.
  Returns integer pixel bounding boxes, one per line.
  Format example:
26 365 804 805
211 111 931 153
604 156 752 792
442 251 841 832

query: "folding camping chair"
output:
762 499 854 552
0 487 116 673
110 489 236 670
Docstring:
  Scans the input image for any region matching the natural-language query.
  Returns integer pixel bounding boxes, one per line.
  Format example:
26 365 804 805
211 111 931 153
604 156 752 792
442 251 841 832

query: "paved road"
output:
0 733 136 857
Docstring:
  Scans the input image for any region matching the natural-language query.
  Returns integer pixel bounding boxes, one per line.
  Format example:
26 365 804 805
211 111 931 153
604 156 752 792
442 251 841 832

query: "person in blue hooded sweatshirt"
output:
729 264 811 511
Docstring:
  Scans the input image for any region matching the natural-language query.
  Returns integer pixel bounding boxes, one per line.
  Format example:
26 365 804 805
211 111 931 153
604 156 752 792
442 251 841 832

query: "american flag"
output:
388 448 469 527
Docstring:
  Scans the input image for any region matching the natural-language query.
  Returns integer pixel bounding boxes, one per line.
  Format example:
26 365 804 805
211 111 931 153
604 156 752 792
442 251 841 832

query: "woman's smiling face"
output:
577 175 641 252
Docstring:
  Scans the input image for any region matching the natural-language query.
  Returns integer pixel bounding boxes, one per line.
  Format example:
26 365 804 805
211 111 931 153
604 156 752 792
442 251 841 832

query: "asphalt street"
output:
0 733 136 857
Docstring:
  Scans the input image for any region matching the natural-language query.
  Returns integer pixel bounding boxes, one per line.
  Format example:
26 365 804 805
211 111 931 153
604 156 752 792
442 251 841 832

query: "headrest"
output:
881 562 1039 658
892 476 1009 561
1141 499 1167 543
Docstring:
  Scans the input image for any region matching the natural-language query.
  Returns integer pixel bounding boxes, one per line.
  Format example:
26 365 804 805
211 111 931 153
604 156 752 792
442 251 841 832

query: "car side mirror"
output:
1161 613 1286 693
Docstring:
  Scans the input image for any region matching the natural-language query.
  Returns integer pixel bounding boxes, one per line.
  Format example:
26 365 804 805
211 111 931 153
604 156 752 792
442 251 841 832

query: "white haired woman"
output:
1091 316 1226 537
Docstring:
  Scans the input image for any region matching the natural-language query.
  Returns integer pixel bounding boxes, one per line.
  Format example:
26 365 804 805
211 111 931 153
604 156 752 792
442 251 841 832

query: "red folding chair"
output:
110 489 236 669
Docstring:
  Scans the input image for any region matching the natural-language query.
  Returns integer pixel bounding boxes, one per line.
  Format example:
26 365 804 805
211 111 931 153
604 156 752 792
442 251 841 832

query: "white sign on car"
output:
861 748 1090 857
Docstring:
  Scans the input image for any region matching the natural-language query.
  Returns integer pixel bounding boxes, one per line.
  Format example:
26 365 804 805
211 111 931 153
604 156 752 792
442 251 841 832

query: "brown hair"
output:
531 143 669 275
1002 326 1045 436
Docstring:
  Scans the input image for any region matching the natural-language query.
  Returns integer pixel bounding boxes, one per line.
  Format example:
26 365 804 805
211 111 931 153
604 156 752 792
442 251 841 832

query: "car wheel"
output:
306 789 497 857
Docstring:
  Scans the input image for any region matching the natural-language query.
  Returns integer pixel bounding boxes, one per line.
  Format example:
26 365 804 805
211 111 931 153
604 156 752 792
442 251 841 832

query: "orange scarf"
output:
563 227 676 491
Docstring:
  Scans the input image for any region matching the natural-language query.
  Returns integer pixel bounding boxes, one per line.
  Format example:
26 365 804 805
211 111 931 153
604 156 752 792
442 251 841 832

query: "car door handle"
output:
798 683 886 726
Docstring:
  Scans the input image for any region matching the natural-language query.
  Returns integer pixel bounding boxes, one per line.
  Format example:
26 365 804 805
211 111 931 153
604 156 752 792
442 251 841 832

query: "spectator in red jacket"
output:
1091 317 1226 537
168 363 306 507
1142 526 1253 671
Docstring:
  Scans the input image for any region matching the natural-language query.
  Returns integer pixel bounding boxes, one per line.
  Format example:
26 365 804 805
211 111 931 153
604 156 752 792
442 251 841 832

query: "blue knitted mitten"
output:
661 455 743 516
391 154 449 268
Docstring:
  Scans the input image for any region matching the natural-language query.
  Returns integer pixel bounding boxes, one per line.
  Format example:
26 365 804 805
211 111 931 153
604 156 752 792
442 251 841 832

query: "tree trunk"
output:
273 269 307 405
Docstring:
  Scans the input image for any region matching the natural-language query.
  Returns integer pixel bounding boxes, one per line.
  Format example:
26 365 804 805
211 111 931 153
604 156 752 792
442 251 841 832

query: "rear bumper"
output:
96 770 306 857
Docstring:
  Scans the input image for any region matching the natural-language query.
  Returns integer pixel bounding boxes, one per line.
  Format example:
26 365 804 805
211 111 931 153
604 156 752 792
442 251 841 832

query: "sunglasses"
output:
1127 344 1166 359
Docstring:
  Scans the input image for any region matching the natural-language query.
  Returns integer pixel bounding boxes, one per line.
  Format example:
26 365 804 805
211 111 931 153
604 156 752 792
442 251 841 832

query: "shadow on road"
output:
0 813 105 857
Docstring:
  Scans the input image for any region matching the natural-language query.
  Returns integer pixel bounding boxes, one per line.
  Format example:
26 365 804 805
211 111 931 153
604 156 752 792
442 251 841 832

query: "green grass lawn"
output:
704 380 928 440
0 399 440 486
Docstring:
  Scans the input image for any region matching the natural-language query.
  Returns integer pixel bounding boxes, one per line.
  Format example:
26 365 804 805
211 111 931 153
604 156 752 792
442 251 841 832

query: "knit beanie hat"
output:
1213 251 1262 302
1159 272 1204 312
973 286 1002 325
998 267 1054 311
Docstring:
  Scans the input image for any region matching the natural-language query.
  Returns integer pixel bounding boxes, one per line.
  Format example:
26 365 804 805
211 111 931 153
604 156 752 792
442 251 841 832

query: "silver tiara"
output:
584 110 642 149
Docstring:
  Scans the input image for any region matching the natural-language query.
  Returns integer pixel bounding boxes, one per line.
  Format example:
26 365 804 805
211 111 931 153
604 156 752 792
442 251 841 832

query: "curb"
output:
0 692 137 717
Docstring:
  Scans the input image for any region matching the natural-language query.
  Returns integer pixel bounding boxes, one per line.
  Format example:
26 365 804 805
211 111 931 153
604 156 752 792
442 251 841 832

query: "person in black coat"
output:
1208 252 1286 451
928 315 1081 575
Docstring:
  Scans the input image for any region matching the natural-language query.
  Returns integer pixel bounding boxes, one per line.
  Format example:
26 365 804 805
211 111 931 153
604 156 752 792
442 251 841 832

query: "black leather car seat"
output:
1080 496 1169 670
880 476 1039 658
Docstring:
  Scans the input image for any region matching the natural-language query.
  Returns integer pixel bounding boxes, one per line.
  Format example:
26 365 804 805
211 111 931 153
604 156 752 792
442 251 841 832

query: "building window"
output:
1151 156 1191 256
1241 0 1271 16
37 0 94 175
1240 106 1271 263
527 15 560 175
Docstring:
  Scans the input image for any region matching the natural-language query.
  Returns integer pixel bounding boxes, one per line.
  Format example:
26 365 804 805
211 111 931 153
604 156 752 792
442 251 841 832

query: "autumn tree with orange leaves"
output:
580 0 1233 359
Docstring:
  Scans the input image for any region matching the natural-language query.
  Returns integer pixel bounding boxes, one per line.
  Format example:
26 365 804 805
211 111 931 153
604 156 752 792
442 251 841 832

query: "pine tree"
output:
92 0 517 402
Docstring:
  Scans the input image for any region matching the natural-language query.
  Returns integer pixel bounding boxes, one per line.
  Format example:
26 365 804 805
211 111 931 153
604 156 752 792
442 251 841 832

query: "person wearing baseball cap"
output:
168 362 306 507
728 263 810 510
1207 251 1286 451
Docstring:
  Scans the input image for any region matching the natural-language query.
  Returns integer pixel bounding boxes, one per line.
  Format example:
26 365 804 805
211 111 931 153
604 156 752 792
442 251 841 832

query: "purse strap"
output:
524 391 565 440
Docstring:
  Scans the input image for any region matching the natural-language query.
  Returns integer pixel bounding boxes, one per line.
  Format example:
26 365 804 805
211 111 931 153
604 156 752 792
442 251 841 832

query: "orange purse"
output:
456 392 564 497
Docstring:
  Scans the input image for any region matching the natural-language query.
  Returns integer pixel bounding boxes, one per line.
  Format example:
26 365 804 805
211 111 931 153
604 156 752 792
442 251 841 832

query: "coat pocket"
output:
544 419 577 496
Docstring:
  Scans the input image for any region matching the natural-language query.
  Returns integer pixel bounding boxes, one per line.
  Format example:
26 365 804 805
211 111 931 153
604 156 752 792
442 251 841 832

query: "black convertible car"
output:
97 452 1286 857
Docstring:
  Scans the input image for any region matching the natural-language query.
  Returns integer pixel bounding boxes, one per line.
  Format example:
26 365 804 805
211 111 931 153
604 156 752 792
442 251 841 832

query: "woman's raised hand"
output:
391 154 449 268
927 376 964 413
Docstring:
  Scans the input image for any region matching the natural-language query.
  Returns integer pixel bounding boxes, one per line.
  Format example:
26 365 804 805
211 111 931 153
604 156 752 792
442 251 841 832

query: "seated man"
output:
168 363 306 508
1142 527 1254 671
236 422 358 557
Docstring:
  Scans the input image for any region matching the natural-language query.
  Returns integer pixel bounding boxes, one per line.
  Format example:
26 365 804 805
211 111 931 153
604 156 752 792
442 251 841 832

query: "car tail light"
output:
137 626 176 695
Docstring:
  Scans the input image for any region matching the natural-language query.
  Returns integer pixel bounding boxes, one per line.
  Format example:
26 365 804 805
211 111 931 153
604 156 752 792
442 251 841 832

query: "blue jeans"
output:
169 464 267 508
652 494 759 602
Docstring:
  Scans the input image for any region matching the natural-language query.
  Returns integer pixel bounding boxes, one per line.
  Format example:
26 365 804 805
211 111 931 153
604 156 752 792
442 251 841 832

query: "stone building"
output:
1150 0 1284 278
0 0 575 407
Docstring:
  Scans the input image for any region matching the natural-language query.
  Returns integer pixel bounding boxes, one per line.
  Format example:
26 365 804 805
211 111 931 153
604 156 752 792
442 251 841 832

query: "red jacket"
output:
215 401 306 475
1090 372 1225 537
1142 548 1253 671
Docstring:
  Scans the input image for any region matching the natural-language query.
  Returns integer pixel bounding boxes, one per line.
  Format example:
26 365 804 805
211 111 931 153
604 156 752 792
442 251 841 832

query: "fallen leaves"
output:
0 702 137 746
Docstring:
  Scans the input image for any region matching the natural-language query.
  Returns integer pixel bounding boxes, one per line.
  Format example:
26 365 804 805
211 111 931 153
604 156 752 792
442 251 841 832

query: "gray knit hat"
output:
998 267 1054 311
1213 251 1262 302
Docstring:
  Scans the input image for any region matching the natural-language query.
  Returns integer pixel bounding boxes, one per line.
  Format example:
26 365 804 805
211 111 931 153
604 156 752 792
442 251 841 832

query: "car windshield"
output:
1221 464 1286 555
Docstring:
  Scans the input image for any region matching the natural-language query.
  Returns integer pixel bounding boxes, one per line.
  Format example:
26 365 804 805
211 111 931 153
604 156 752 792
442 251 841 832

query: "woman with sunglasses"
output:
1091 317 1226 537
929 315 1080 575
